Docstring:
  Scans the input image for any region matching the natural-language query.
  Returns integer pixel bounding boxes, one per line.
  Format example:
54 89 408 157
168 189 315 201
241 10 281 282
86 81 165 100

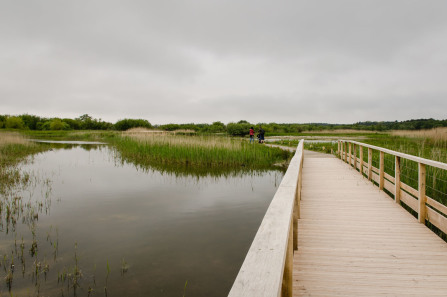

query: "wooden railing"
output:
228 140 304 297
338 140 447 234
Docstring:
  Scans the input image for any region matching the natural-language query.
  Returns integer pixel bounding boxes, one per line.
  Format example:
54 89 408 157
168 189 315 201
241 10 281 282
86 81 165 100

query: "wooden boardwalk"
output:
293 151 447 296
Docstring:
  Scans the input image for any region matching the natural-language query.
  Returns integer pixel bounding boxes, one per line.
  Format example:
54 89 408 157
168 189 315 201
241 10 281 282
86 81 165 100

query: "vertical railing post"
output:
339 141 342 159
348 143 352 167
359 146 364 176
293 167 301 250
353 144 357 170
282 217 293 297
395 156 401 204
368 148 373 181
338 141 341 158
379 151 385 190
344 142 347 163
418 163 426 224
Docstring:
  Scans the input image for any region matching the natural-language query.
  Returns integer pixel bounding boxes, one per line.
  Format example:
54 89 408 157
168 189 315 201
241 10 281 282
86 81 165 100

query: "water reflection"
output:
0 144 283 296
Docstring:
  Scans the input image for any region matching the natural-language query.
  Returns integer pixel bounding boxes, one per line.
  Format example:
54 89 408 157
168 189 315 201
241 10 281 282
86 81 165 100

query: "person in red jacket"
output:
249 127 255 143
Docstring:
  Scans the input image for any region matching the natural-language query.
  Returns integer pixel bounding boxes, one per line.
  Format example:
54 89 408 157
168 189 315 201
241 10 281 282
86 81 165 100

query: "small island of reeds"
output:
113 130 291 170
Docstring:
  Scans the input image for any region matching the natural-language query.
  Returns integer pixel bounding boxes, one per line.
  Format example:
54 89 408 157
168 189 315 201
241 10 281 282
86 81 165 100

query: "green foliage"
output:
209 121 226 133
49 119 71 130
5 116 25 129
19 114 42 130
227 123 252 136
158 123 180 131
112 135 291 169
1 113 447 134
114 118 152 131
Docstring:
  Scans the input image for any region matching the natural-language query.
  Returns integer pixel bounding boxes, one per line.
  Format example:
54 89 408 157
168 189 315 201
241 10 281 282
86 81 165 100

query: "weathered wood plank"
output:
229 140 304 297
343 140 447 170
294 153 447 297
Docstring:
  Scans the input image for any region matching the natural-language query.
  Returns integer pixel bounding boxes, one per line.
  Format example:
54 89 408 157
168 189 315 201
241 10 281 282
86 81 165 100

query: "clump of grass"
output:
0 132 50 195
112 134 291 169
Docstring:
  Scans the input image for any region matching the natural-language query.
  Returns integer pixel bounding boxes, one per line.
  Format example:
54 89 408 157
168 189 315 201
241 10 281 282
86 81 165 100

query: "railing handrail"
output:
341 140 447 170
337 139 447 235
228 140 304 297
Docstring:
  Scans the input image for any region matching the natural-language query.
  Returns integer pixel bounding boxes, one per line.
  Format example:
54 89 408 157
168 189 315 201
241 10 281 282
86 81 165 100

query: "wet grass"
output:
0 132 51 195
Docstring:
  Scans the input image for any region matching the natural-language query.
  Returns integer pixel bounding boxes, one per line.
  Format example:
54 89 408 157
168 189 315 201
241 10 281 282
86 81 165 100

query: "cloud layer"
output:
1 0 446 124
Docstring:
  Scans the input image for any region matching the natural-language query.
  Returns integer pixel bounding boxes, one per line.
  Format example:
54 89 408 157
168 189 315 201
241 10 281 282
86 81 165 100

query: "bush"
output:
49 119 71 130
5 117 25 129
114 119 152 131
227 123 252 136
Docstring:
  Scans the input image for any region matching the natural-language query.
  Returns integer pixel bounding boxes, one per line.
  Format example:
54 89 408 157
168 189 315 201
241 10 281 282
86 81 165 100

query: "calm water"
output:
0 144 283 297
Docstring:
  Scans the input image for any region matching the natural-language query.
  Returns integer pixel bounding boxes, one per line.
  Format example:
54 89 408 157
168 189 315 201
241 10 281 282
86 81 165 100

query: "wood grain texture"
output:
342 140 447 170
229 141 304 297
294 153 447 297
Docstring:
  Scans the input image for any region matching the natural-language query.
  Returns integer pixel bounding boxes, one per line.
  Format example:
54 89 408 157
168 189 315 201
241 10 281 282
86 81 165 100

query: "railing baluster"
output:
344 142 347 163
379 151 384 190
418 163 426 224
368 148 372 181
338 141 341 158
395 156 401 204
359 145 364 176
348 143 352 167
353 144 357 170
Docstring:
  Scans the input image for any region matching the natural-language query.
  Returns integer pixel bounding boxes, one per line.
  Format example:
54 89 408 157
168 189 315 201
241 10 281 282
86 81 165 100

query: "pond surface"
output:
0 144 283 297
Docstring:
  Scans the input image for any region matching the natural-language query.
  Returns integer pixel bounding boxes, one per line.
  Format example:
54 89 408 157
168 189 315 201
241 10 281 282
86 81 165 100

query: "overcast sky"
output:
1 1 446 124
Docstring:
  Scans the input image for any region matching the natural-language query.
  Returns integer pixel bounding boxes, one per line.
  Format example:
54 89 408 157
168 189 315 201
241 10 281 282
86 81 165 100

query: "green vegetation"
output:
2 113 447 135
0 132 50 195
113 134 291 170
114 118 152 131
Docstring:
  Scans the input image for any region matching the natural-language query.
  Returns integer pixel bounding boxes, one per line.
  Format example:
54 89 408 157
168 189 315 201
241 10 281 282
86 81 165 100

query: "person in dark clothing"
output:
258 126 265 143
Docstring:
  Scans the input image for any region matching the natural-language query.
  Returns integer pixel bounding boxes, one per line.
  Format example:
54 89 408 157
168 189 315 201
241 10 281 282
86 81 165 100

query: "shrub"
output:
114 119 152 131
5 116 25 129
227 123 252 136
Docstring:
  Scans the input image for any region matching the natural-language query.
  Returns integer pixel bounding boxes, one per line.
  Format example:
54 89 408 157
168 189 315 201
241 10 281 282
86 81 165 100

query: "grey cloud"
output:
1 1 447 124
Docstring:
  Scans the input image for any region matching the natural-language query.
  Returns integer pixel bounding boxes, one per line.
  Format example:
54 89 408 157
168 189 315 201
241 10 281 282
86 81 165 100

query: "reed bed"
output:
0 132 49 195
112 134 291 169
391 127 447 143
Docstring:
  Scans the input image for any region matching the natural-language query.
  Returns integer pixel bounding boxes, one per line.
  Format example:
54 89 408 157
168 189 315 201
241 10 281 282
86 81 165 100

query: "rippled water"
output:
0 144 283 297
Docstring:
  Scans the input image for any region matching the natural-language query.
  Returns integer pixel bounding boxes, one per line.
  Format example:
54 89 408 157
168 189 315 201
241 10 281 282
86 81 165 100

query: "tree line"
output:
1 114 446 136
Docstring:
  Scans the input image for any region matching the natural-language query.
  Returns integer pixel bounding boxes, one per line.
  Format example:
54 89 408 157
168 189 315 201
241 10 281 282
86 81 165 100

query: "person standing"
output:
249 127 255 143
259 126 265 143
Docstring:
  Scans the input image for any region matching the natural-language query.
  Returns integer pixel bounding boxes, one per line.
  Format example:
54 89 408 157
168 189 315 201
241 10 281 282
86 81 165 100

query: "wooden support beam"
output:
353 144 357 170
418 163 426 224
338 141 341 158
395 156 401 204
379 151 384 190
359 146 364 176
368 148 372 181
344 142 347 163
282 217 293 297
348 143 352 167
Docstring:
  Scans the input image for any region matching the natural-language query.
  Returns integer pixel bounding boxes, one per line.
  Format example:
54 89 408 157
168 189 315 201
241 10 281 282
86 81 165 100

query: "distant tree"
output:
19 114 43 130
227 122 251 136
62 118 81 130
0 115 6 128
49 119 71 130
5 116 25 129
209 121 226 133
159 123 180 131
114 118 152 131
